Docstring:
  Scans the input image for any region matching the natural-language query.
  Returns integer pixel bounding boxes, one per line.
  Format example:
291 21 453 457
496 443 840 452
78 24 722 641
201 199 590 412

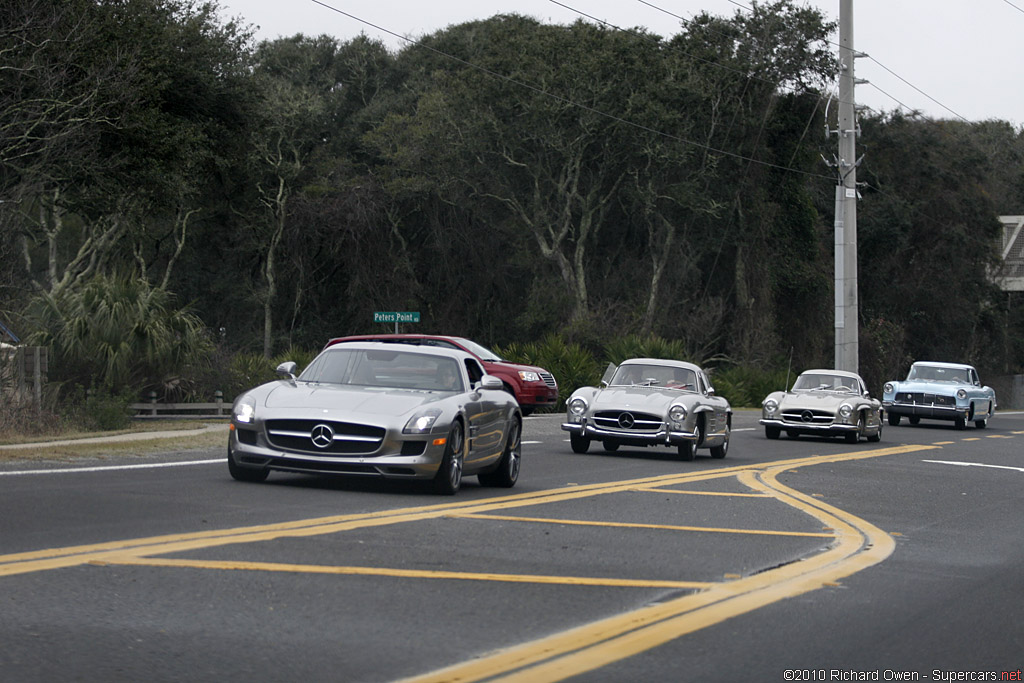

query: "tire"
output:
888 413 901 426
227 444 269 483
479 418 521 488
867 417 882 443
433 422 464 495
765 425 780 440
974 418 987 429
710 426 729 459
845 414 864 444
569 433 590 454
603 441 619 453
909 416 920 425
786 430 799 439
679 420 702 461
954 416 966 430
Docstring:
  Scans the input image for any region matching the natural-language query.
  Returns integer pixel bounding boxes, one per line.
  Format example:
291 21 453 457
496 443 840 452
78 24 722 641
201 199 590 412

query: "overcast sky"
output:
216 0 1024 126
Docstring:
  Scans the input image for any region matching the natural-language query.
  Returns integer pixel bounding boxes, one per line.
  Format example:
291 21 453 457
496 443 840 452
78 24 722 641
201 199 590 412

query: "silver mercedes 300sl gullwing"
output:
760 369 883 443
561 358 731 461
227 342 522 495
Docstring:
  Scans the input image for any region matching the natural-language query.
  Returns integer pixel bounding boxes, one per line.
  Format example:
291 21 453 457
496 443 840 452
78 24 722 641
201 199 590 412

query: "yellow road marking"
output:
398 444 936 683
452 513 835 538
96 556 713 589
628 487 769 497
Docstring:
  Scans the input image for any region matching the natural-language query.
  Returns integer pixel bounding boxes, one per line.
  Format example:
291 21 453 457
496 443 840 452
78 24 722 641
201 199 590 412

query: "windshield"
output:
791 373 858 393
299 348 464 392
609 364 697 391
907 365 968 383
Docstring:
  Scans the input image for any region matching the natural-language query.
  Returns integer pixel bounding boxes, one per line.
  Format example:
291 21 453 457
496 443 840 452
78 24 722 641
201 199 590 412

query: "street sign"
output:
373 311 420 333
373 311 420 323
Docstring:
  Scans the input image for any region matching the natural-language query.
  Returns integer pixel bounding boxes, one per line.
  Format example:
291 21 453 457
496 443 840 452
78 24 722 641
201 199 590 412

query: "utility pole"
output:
833 0 861 373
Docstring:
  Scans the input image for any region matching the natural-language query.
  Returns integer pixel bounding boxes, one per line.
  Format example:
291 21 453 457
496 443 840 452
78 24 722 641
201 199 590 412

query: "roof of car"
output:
321 340 469 360
619 357 702 371
910 360 974 370
800 368 862 380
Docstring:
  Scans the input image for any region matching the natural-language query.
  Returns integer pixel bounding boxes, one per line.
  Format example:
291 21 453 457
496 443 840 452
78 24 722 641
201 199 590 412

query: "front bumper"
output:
561 420 697 445
882 401 968 421
759 418 859 434
229 424 445 479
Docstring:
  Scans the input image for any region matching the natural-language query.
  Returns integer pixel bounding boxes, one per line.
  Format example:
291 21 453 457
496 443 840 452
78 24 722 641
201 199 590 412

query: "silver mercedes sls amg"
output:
227 342 522 494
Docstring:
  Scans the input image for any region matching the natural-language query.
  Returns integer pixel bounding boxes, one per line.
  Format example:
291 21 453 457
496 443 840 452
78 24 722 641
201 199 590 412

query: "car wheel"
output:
570 433 590 454
974 418 987 429
679 420 701 461
765 425 780 440
786 430 799 439
227 444 268 483
954 416 966 430
867 418 882 443
479 418 520 488
433 422 464 495
845 414 864 444
888 414 901 426
603 440 619 452
710 427 729 459
909 416 921 425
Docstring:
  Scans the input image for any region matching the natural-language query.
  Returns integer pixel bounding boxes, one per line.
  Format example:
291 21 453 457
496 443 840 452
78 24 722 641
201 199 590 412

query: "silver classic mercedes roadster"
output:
561 358 731 460
227 342 522 494
760 369 883 443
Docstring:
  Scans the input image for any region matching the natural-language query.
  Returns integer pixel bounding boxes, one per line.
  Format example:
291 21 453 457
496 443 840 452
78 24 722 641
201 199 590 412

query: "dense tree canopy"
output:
2 0 1022 400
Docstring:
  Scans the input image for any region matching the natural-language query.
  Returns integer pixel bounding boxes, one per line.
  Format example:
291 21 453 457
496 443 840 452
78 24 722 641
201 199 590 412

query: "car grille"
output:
894 392 955 406
780 409 835 426
539 372 557 388
265 419 385 455
593 410 663 432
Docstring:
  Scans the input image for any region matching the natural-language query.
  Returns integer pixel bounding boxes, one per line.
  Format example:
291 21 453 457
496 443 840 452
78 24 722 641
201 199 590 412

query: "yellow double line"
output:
1 444 939 682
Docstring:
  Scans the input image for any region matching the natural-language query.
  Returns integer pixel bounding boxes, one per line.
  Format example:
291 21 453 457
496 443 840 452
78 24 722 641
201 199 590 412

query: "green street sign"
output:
373 311 420 323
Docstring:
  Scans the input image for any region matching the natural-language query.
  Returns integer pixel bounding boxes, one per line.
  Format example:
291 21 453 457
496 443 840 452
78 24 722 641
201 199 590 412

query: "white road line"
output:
922 459 1024 473
0 459 224 477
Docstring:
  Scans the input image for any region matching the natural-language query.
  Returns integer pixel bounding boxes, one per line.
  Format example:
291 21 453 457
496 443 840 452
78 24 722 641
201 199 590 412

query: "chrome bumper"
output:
561 421 697 445
882 401 968 420
759 418 858 433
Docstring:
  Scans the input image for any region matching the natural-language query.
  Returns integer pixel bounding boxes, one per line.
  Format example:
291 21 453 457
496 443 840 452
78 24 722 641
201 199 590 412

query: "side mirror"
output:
478 374 503 391
276 361 297 380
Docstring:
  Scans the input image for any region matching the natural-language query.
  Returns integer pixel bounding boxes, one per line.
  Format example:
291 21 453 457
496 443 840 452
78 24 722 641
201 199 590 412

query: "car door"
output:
462 359 505 464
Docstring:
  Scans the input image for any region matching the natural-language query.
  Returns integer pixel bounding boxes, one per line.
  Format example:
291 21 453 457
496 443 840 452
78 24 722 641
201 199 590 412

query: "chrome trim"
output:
760 418 858 433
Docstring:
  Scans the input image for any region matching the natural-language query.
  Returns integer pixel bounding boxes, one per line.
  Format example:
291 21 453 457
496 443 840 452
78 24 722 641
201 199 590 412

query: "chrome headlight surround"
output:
883 382 894 394
838 403 853 419
669 403 688 425
404 408 443 434
763 398 778 415
233 394 257 424
567 396 588 422
956 389 967 400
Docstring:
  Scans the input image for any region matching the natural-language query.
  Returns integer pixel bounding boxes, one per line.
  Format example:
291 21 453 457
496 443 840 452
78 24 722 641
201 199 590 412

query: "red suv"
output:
324 334 558 415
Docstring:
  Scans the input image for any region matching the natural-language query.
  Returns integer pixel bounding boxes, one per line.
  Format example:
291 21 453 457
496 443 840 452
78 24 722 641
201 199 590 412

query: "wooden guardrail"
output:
129 391 231 419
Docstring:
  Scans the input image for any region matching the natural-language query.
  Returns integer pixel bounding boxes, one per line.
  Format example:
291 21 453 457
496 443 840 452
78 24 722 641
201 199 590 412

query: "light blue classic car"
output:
882 361 996 429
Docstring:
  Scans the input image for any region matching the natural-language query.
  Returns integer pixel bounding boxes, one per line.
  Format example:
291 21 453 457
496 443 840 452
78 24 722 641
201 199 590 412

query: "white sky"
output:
216 0 1024 126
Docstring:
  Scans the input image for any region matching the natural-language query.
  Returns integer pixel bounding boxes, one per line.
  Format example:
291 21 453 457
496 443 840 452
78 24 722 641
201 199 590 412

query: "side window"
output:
697 371 708 395
971 369 979 386
423 339 459 350
464 359 484 385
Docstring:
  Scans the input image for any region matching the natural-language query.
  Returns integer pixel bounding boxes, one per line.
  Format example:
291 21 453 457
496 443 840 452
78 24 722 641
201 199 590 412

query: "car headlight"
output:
404 408 442 434
669 404 687 423
233 394 256 423
763 398 778 414
883 383 894 394
957 389 967 400
567 397 588 418
518 371 541 383
838 403 853 418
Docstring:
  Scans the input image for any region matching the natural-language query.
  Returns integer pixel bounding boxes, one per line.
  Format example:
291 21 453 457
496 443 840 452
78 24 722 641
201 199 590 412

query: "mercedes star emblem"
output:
310 423 335 449
617 412 635 429
800 410 814 423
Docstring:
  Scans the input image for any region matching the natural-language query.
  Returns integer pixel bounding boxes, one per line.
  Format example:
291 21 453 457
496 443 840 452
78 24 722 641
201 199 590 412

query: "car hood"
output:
485 359 549 375
779 391 856 409
261 382 442 416
592 387 687 411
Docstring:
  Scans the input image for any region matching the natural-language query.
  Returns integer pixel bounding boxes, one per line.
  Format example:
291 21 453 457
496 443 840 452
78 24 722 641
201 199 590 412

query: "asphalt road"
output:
1 411 1022 682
